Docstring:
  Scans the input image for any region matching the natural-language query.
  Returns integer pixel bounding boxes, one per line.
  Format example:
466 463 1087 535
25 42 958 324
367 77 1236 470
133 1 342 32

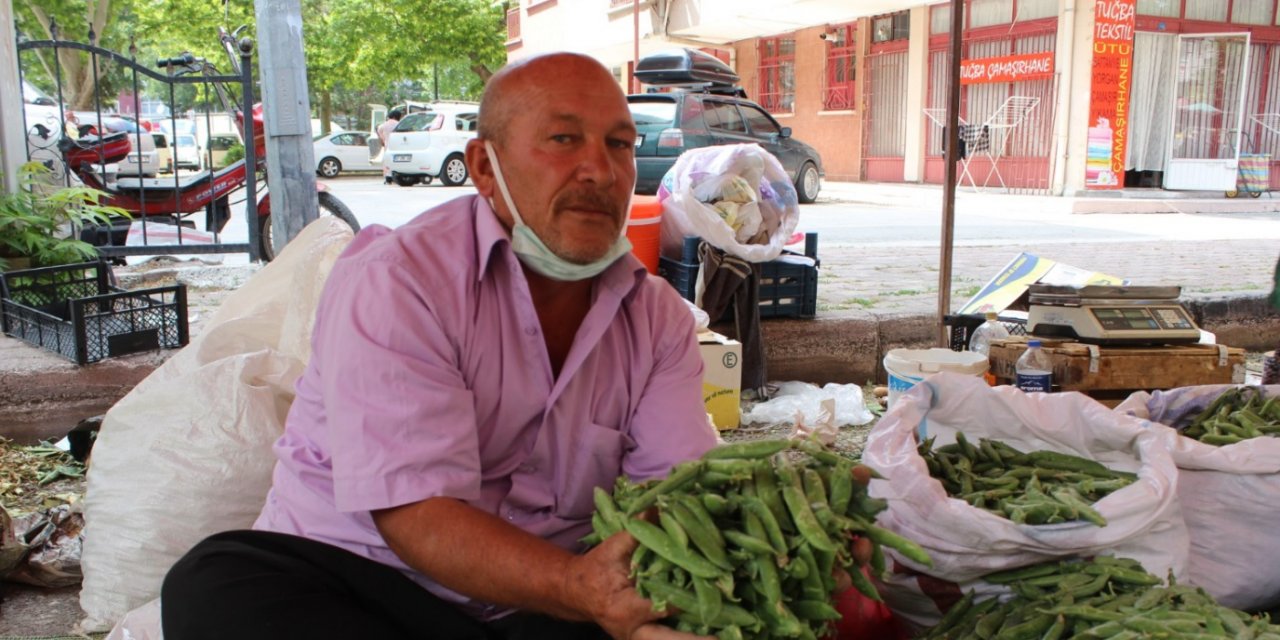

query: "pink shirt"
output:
254 195 715 619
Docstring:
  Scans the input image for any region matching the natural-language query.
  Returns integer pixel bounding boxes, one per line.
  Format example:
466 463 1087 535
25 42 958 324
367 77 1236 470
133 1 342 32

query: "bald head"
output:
478 53 623 146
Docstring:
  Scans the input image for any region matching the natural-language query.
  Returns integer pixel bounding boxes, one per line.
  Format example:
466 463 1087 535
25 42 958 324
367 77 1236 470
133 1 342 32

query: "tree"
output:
15 0 132 110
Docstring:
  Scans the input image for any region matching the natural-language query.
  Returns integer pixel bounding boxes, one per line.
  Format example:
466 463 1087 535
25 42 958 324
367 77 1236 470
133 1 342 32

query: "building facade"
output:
508 0 1280 196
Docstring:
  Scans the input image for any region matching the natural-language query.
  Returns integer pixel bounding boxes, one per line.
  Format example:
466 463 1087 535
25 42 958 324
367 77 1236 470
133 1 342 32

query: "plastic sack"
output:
78 217 355 632
5 503 84 588
658 144 799 264
105 598 162 640
741 381 875 429
1116 384 1280 610
863 372 1188 628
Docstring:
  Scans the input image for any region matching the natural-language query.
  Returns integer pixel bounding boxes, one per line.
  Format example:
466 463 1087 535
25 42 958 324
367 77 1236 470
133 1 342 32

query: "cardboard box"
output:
698 331 742 430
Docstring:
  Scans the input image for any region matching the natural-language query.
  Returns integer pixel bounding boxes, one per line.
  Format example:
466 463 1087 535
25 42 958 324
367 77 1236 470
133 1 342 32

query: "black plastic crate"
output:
944 312 1027 352
658 233 819 320
1 261 188 364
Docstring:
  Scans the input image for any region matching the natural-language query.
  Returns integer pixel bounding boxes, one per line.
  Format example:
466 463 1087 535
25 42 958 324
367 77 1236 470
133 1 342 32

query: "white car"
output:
173 133 203 171
313 131 378 178
385 101 479 187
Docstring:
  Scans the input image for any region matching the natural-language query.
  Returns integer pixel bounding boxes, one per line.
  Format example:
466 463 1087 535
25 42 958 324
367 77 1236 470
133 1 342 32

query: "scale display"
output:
1091 307 1195 332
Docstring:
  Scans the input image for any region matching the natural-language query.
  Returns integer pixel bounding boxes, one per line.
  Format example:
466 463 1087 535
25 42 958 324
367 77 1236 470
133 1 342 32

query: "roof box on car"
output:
634 48 739 87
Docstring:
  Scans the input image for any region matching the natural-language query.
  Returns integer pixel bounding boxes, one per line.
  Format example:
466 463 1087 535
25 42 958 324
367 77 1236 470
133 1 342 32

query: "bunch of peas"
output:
1181 386 1280 446
582 438 932 640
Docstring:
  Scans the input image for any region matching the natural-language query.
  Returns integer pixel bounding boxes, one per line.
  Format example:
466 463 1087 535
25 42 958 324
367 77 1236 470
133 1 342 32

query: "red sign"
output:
1086 0 1137 190
960 52 1055 85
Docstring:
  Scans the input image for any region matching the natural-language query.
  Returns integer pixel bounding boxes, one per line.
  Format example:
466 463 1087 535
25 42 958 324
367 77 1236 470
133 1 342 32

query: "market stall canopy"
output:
665 0 948 44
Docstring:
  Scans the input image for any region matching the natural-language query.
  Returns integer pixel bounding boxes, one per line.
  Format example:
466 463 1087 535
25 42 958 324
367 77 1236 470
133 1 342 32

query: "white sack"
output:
658 144 799 263
1117 384 1280 610
104 598 162 640
79 217 355 631
863 372 1188 627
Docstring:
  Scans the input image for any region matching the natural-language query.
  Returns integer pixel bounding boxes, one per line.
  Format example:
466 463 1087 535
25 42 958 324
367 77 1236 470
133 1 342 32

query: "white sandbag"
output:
658 144 799 263
79 217 355 631
863 372 1188 627
1117 384 1280 610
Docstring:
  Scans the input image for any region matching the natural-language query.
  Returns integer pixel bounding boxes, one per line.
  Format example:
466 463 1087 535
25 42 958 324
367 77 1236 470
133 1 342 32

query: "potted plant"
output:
0 162 129 272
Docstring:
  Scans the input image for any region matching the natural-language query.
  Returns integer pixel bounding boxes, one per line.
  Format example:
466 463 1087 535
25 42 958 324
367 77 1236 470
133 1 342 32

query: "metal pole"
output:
633 0 640 93
242 40 260 262
937 0 964 347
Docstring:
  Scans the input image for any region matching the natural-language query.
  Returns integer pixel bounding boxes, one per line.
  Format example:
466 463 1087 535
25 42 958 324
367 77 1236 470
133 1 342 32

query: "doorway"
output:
1163 33 1252 190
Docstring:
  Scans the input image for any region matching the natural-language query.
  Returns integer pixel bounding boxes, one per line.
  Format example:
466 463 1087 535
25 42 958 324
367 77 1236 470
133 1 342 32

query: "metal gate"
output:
924 27 1058 194
17 22 263 260
862 43 910 181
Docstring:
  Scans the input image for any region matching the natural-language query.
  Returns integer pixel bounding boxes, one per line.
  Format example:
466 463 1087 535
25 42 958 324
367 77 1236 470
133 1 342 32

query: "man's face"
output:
472 60 637 265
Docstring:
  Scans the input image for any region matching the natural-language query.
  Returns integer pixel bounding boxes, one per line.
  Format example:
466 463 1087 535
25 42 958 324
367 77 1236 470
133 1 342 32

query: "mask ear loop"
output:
484 140 526 228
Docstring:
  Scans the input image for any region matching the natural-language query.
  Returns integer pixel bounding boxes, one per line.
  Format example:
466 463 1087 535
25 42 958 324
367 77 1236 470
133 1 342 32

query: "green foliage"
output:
0 163 131 271
223 143 246 167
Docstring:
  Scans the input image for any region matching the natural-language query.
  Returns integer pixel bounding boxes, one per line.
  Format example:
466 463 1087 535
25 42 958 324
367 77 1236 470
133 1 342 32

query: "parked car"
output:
313 130 378 178
151 131 174 174
173 133 202 171
22 80 60 136
72 111 161 178
206 134 241 170
629 49 824 203
385 101 479 187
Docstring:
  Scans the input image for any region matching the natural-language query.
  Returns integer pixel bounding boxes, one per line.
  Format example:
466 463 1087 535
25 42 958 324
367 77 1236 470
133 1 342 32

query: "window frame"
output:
757 36 797 114
823 23 858 111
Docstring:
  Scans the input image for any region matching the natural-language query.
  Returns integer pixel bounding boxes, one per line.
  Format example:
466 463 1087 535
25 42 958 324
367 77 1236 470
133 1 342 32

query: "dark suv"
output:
628 49 824 203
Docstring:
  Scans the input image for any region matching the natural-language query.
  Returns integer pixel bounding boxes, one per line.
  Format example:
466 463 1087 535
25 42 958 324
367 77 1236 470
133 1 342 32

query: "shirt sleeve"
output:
622 285 718 482
312 255 482 514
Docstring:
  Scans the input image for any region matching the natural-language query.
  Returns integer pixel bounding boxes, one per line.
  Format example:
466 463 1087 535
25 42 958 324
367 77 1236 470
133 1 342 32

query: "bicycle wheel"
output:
257 191 361 261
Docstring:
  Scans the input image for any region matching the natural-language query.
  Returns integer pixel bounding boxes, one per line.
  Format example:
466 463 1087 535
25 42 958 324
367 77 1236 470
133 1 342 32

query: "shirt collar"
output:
472 196 648 296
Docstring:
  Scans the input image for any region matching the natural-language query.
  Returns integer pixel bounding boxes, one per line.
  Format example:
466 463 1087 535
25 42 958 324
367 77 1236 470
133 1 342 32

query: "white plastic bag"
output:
1117 384 1280 610
78 217 355 632
741 381 874 429
105 598 163 640
683 298 711 332
864 373 1188 628
658 144 799 263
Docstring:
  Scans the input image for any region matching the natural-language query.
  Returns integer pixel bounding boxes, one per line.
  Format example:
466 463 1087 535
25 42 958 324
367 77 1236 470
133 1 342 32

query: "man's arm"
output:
372 498 704 640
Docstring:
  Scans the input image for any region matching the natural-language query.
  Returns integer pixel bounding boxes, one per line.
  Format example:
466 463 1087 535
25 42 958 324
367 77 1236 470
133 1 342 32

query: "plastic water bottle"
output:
1015 339 1053 393
969 312 1010 386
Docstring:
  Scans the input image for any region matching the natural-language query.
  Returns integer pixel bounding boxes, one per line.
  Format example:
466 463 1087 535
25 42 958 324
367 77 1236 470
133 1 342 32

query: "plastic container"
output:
1015 339 1053 393
969 311 1010 385
626 195 663 274
883 348 988 410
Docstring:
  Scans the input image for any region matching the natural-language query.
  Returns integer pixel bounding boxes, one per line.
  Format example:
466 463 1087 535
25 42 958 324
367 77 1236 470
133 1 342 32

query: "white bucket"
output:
884 348 989 409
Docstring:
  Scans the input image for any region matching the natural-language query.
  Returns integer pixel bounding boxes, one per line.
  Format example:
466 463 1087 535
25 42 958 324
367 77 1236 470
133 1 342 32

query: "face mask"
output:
485 140 633 282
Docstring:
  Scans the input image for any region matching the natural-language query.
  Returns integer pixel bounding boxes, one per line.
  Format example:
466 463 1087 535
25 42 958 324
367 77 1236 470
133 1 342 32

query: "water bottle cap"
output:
1028 339 1042 348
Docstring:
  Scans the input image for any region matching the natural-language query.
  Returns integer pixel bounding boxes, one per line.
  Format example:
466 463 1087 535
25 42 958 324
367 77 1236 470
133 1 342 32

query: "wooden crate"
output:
988 337 1247 407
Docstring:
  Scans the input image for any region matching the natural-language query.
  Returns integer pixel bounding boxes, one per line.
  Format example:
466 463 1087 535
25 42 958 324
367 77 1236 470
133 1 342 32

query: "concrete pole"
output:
902 6 930 183
255 0 318 253
0 0 25 193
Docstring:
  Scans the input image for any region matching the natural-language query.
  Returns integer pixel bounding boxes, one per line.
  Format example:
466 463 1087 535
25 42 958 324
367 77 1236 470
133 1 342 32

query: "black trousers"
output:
162 530 610 640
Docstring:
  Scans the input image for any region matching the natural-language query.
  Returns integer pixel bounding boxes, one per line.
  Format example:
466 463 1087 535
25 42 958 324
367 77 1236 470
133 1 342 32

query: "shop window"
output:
823 24 857 111
931 5 951 34
758 36 796 113
873 12 910 43
1137 0 1179 17
1184 0 1227 21
970 0 1013 27
506 8 521 45
1017 0 1057 20
1231 0 1274 24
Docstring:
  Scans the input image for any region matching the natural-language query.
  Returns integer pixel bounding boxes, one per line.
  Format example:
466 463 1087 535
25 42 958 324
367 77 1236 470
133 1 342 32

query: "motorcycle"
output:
41 26 358 261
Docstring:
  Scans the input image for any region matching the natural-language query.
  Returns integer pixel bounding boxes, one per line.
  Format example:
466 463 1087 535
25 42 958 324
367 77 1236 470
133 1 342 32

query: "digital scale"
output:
1027 284 1201 346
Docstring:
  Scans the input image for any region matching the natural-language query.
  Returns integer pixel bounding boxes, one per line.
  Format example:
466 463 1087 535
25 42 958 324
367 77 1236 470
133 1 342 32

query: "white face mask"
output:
485 140 633 282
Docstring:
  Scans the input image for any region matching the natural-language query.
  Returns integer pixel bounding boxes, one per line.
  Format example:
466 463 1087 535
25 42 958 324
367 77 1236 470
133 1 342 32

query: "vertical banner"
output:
1086 0 1136 189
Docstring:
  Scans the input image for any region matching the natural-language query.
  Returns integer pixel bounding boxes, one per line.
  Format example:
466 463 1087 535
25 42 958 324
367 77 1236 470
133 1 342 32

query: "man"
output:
377 107 404 184
161 52 716 640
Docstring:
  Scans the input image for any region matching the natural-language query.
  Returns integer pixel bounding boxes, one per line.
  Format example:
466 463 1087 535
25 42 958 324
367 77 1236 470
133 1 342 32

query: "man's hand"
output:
562 531 710 640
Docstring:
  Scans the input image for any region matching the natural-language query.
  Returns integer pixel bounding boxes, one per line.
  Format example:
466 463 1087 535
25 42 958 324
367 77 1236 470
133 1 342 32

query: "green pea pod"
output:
724 529 778 557
752 556 785 603
592 486 625 536
740 495 788 555
802 468 829 506
640 576 698 614
828 460 854 515
753 464 795 533
974 601 1012 639
659 510 690 551
624 519 725 579
848 565 882 602
630 544 652 577
994 612 1056 640
933 590 976 636
795 437 846 467
1040 615 1066 640
668 499 731 571
864 522 933 568
956 432 980 462
983 562 1062 585
796 543 828 602
691 576 722 627
715 625 745 640
1050 488 1107 527
791 599 843 621
701 493 733 517
776 456 838 553
870 539 887 580
626 461 703 515
702 439 793 460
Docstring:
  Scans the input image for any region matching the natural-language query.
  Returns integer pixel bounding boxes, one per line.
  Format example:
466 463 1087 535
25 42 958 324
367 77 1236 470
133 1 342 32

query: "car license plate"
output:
634 135 644 148
392 154 410 162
